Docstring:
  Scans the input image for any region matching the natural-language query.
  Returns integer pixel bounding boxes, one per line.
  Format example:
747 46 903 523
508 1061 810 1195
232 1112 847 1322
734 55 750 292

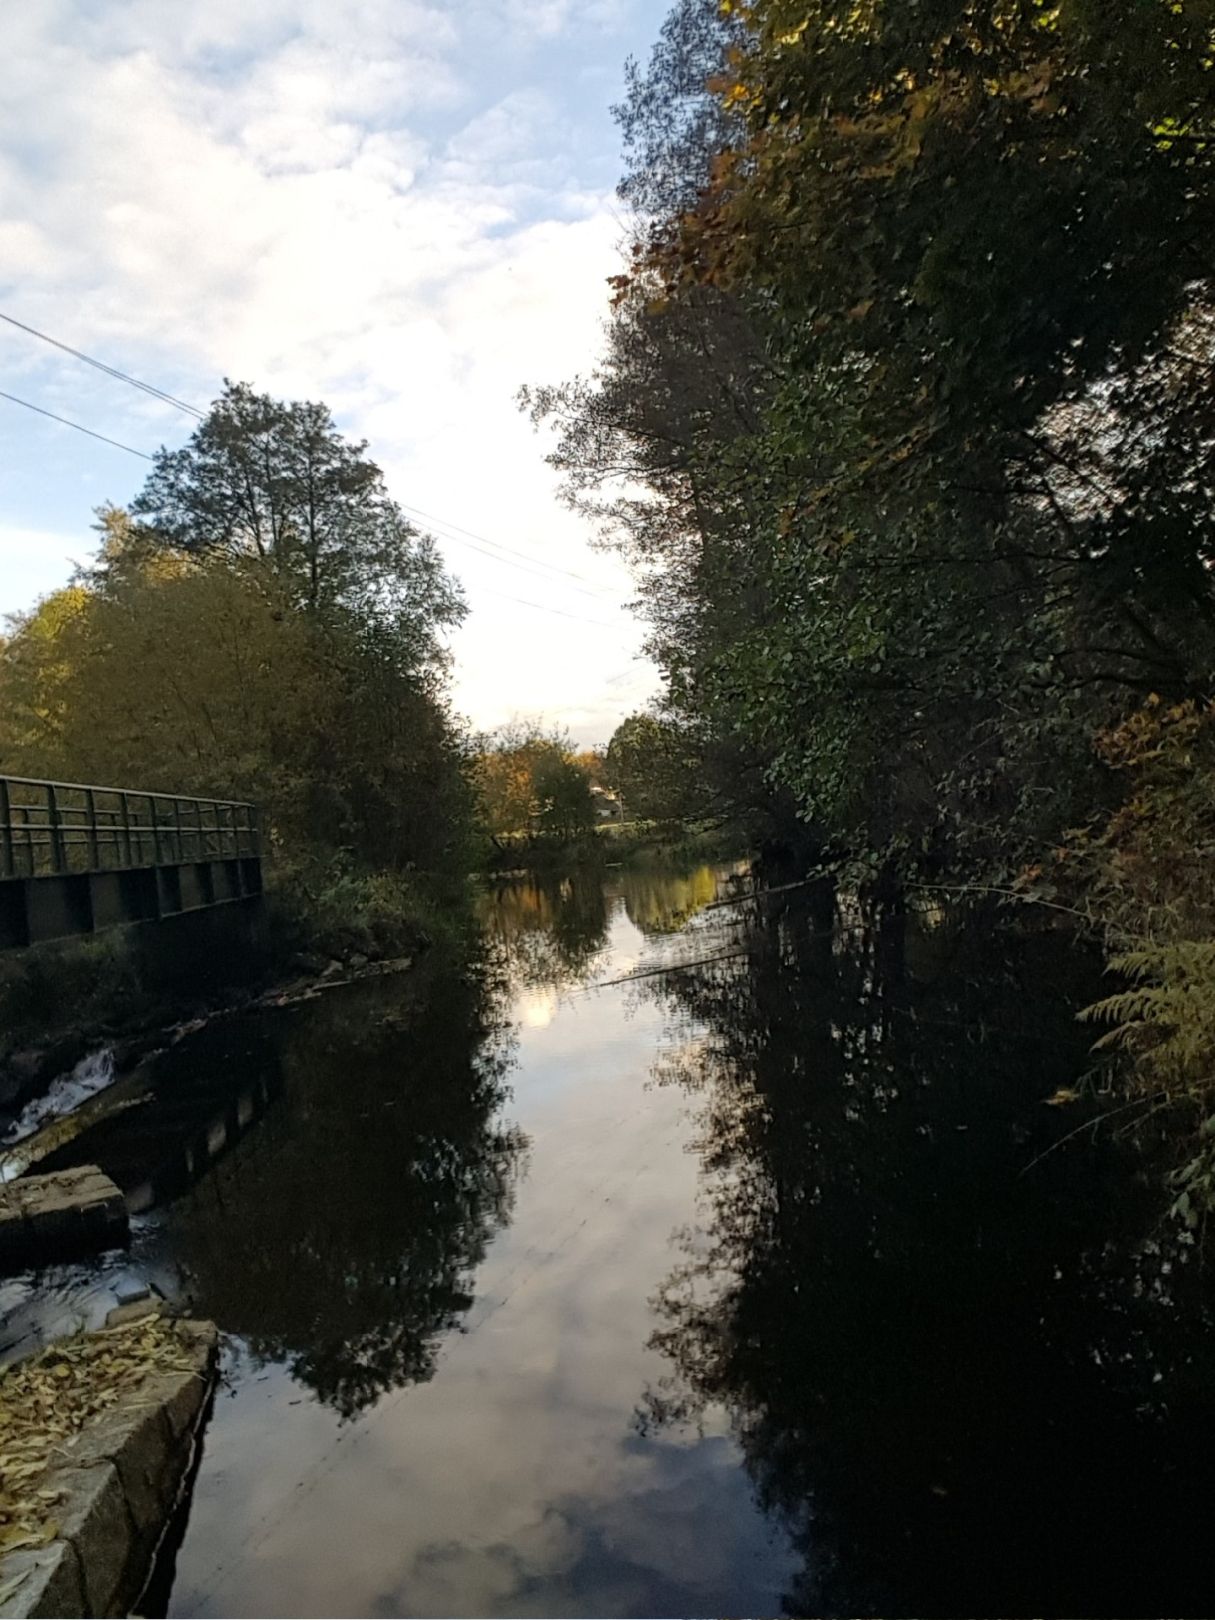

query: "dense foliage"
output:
604 710 708 823
473 722 599 848
0 386 474 962
528 0 1215 1212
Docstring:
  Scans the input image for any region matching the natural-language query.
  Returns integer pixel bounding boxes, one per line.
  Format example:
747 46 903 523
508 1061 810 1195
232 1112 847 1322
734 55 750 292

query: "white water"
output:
2 1046 117 1147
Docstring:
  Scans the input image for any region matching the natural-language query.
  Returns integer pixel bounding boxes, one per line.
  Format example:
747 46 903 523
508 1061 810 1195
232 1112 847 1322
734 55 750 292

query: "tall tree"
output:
532 0 1215 875
131 381 464 663
473 723 597 844
605 711 706 822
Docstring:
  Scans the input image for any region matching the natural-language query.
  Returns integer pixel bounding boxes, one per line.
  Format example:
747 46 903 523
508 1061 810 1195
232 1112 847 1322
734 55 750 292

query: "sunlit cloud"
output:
0 0 659 744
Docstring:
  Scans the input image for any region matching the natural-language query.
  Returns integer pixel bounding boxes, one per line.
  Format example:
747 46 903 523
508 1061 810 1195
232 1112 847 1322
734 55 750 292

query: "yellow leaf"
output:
1043 1086 1080 1107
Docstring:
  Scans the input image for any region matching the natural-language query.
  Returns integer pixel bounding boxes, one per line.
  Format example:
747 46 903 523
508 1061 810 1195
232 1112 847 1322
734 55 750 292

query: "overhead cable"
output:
412 507 615 602
475 582 621 629
0 310 204 419
1 315 630 619
0 388 154 459
399 500 610 593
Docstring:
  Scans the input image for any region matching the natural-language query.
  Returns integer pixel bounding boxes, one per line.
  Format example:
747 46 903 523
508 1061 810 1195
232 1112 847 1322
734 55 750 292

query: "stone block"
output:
78 1197 122 1245
104 1298 164 1330
113 1279 150 1307
55 1461 134 1618
0 1205 27 1267
19 1191 83 1249
61 1399 176 1541
141 1364 208 1444
114 1323 217 1466
0 1319 219 1617
0 1542 86 1619
0 1168 127 1272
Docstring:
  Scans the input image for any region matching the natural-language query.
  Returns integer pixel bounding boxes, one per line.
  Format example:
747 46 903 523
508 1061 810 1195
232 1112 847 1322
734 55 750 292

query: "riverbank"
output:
0 863 471 1134
0 1315 217 1618
479 817 747 875
0 831 743 1125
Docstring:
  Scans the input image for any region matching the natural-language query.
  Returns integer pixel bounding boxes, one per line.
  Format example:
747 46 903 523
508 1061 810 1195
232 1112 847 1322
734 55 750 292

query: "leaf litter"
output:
0 1316 198 1555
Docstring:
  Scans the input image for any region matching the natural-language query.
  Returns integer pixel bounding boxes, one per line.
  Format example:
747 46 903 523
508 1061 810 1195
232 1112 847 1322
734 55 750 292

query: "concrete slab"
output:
0 1167 127 1271
0 1542 86 1619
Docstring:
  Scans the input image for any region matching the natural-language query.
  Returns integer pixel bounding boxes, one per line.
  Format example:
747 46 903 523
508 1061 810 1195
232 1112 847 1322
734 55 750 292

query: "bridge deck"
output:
0 776 262 948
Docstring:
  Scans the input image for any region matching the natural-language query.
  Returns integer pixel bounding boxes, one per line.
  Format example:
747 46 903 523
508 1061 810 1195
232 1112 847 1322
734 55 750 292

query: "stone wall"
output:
0 1320 217 1618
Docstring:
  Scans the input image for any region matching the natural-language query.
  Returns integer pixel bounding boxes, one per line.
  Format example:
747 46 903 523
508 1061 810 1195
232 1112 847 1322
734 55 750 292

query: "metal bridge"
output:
0 775 262 949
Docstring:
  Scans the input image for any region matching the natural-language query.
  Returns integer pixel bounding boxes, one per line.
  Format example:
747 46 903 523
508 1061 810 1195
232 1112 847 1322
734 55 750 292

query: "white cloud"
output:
0 527 91 619
0 0 656 744
476 0 630 40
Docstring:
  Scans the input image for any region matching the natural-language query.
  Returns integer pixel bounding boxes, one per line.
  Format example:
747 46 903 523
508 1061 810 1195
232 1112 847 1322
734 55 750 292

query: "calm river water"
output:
5 859 1215 1617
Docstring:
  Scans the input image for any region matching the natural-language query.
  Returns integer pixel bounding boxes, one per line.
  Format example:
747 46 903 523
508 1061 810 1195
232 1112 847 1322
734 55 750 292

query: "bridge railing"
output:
0 776 259 881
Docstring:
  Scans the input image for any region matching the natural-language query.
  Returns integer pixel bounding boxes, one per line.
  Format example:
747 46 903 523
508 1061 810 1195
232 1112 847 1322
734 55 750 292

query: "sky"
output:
0 0 665 747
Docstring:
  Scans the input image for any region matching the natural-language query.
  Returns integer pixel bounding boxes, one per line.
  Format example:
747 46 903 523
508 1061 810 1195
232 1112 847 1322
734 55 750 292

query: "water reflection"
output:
483 861 741 995
34 1023 288 1212
165 859 798 1620
619 861 722 938
483 871 611 990
154 960 523 1418
639 890 1215 1617
14 861 1215 1616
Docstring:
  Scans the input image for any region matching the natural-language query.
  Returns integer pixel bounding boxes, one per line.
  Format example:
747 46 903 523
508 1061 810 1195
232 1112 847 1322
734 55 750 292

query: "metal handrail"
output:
0 774 255 808
0 775 260 881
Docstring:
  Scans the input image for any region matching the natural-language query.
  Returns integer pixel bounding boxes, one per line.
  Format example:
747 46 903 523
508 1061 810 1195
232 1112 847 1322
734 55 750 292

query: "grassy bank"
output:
480 817 747 875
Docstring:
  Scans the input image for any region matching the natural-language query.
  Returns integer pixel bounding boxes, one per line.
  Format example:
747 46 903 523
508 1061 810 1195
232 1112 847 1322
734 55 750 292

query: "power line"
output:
0 388 154 460
0 311 205 419
475 582 621 629
399 500 611 593
604 661 647 688
0 312 628 612
416 508 615 602
0 387 621 622
1 384 630 628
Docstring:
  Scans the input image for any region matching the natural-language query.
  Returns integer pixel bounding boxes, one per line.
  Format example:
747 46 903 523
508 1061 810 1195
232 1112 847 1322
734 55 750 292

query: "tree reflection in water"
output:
619 860 722 938
159 950 524 1419
639 889 1215 1617
482 859 732 991
483 870 611 991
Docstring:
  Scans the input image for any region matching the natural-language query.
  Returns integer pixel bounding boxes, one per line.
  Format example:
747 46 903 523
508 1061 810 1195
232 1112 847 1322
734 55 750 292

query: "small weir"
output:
3 1048 117 1154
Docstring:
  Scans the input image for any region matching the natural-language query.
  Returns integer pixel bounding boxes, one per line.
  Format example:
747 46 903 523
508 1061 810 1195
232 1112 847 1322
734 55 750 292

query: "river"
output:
3 858 1214 1617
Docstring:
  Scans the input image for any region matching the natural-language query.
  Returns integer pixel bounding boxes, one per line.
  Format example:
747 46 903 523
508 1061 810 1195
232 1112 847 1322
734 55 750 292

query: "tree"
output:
0 502 474 879
532 0 1215 875
653 0 1215 859
525 0 1215 1224
606 711 703 823
473 722 597 844
131 381 464 658
532 752 596 840
614 0 745 224
573 748 606 785
522 1 821 859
